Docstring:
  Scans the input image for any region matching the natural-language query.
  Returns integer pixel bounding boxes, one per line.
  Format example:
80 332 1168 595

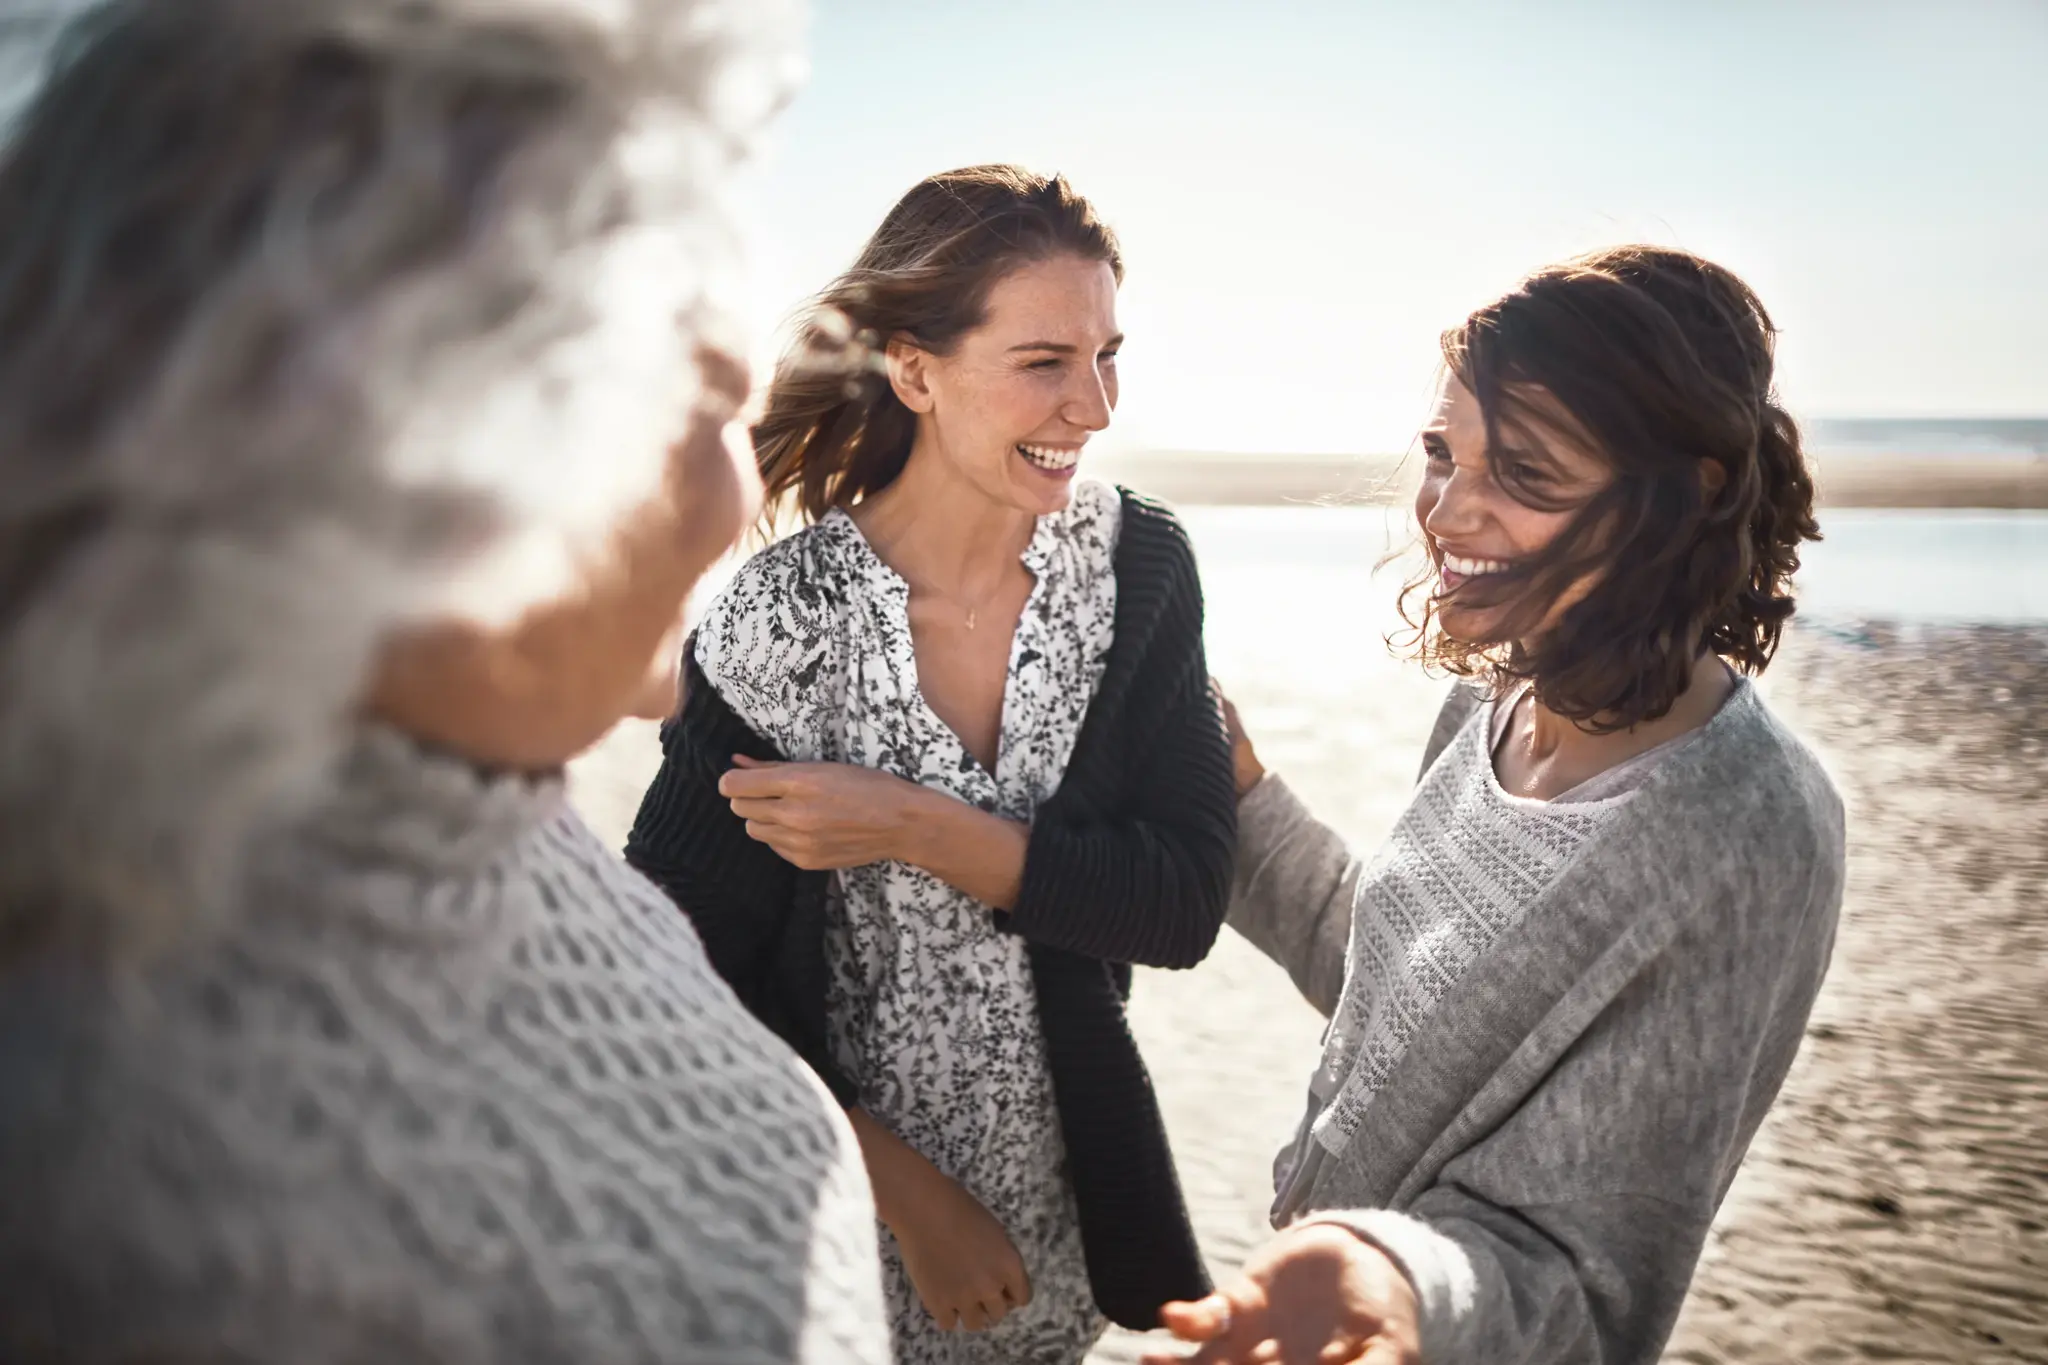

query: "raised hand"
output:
629 343 757 724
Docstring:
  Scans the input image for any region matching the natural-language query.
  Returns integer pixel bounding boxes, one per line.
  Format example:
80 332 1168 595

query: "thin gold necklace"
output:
908 572 1010 630
854 508 1024 631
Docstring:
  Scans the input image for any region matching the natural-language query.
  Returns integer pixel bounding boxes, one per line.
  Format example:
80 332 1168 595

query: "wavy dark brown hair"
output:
753 163 1122 526
1398 244 1821 731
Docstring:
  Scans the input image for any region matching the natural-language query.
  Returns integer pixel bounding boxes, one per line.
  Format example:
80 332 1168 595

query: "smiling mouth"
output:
1441 554 1511 579
1017 442 1081 472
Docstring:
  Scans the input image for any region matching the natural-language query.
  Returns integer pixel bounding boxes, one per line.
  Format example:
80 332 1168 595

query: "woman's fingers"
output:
718 763 790 799
691 342 753 414
1351 1339 1413 1365
1162 1287 1276 1365
1159 1295 1234 1341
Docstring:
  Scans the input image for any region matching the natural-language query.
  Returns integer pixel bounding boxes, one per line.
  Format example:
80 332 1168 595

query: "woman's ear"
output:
885 336 936 414
1699 456 1728 498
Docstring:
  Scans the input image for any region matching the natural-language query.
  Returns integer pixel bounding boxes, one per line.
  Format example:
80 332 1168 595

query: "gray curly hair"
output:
0 0 799 958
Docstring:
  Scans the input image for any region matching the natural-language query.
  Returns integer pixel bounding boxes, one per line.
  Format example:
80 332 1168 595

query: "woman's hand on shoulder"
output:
1145 1222 1421 1365
718 757 924 870
1212 680 1266 799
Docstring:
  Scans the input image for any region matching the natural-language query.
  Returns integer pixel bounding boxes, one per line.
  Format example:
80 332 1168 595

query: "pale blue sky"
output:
732 0 2048 454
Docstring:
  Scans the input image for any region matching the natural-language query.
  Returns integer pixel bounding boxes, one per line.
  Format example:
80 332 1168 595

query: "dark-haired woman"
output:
1147 246 1846 1365
626 165 1233 1362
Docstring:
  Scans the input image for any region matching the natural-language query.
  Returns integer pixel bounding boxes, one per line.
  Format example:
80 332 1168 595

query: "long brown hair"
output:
1399 244 1821 731
754 164 1122 525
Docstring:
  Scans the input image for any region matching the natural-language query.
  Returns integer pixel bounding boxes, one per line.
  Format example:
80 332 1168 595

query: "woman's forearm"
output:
846 1105 940 1231
892 786 1029 909
1229 774 1362 1017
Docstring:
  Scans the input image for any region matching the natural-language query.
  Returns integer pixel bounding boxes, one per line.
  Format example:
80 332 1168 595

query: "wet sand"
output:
1661 625 2048 1364
566 620 2048 1364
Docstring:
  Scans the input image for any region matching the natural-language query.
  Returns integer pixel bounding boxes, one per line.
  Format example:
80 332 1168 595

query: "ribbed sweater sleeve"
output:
1001 494 1237 969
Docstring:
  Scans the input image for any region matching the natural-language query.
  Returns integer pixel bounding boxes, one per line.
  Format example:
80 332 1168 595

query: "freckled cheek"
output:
1509 507 1576 561
996 379 1060 439
938 380 1007 454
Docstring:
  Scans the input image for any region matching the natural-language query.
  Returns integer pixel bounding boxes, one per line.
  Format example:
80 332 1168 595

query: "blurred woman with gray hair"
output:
0 1 888 1361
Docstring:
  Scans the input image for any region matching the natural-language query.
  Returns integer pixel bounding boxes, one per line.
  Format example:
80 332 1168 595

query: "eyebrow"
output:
1007 335 1125 354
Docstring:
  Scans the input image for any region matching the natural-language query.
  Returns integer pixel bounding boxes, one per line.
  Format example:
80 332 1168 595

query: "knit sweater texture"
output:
1228 680 1844 1365
625 488 1237 1330
0 729 890 1365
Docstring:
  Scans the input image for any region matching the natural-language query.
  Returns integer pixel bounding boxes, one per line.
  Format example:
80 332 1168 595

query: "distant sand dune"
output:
1093 451 2048 510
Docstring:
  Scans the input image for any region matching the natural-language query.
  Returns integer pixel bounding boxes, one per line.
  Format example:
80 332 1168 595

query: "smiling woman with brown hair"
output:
626 165 1235 1363
1155 246 1846 1365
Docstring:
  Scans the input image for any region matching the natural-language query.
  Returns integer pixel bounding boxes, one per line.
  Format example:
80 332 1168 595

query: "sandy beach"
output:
567 535 2047 1364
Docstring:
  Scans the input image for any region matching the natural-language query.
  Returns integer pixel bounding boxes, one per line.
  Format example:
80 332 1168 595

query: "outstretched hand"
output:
1142 1223 1421 1365
718 756 924 870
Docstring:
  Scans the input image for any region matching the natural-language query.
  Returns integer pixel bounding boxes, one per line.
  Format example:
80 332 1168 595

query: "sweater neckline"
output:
1476 673 1754 811
289 724 567 875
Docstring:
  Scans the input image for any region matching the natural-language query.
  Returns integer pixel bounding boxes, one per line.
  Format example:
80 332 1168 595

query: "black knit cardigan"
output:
623 490 1236 1329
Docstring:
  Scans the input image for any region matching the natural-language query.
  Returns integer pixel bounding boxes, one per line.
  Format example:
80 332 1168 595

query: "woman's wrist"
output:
888 781 952 868
1234 750 1267 799
846 1107 931 1231
890 782 1029 909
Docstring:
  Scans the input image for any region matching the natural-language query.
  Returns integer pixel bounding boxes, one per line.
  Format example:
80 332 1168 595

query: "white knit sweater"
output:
0 729 889 1365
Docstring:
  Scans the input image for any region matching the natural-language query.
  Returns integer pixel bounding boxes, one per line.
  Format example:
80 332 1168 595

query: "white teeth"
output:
1443 554 1510 577
1017 443 1081 471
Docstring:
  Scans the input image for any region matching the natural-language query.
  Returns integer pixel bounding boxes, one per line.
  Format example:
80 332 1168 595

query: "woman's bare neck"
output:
1500 653 1735 800
848 445 1036 594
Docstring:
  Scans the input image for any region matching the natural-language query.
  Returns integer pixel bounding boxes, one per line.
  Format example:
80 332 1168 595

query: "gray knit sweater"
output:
1229 680 1844 1365
0 729 889 1365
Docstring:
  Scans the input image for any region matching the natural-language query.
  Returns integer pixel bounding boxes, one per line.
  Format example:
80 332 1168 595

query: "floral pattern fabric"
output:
694 480 1124 1364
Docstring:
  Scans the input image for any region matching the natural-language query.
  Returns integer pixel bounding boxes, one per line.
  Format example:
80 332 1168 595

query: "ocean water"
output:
1179 505 2048 633
1804 417 2048 458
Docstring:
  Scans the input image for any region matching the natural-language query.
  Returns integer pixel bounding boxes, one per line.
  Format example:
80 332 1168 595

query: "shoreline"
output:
1090 451 2048 510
